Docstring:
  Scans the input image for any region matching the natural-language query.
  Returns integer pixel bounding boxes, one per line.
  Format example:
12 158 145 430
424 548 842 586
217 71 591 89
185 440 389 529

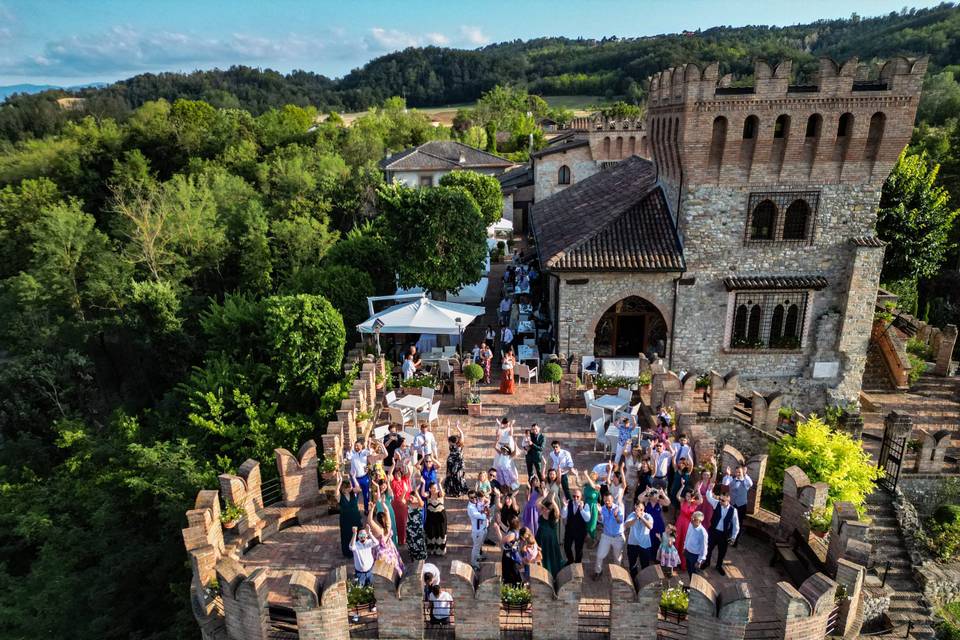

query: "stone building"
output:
530 57 926 407
380 140 513 187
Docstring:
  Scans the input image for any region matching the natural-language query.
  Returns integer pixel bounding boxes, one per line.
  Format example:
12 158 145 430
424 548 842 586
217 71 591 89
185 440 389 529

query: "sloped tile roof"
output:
723 275 828 291
531 138 589 158
530 156 685 272
380 140 513 171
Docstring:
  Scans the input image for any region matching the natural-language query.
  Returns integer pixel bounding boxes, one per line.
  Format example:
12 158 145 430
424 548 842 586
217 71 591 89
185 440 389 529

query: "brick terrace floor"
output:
241 380 788 631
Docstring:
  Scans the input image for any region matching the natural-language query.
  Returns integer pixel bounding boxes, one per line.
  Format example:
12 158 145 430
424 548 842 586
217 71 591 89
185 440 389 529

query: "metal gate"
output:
876 422 907 493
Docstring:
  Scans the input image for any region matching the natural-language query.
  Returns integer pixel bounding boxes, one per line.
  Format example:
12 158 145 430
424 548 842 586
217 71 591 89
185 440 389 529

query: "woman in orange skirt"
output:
499 348 516 395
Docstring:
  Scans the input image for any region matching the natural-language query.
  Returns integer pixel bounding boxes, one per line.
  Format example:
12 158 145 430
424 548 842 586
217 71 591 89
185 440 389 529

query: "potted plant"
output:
220 501 245 530
347 580 376 621
806 506 831 538
375 371 385 390
500 584 531 612
659 585 689 621
463 363 484 416
542 362 563 414
778 406 795 428
320 457 338 481
402 372 437 395
695 373 711 402
637 370 652 391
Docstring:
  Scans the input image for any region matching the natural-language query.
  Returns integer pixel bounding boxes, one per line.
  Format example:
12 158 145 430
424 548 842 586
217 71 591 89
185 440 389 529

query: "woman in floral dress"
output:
442 422 469 497
371 508 404 576
405 482 427 561
371 480 398 546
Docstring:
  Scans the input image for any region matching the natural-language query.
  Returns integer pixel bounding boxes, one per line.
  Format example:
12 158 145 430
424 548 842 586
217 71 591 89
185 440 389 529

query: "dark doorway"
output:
593 296 667 358
616 315 646 356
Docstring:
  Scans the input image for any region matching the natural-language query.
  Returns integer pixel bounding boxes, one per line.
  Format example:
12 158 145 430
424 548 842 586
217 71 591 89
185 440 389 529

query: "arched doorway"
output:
593 296 668 358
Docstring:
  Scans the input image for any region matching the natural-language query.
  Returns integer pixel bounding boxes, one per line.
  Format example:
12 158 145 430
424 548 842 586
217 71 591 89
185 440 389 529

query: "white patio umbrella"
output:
357 295 485 335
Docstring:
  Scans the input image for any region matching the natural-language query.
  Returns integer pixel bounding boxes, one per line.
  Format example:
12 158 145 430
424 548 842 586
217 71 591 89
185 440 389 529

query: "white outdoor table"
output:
391 394 431 428
593 395 628 426
517 345 540 364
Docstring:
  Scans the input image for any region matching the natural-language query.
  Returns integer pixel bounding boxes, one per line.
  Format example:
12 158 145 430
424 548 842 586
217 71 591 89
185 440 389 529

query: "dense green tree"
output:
877 150 959 281
324 229 396 296
439 170 503 224
285 264 374 337
378 183 487 294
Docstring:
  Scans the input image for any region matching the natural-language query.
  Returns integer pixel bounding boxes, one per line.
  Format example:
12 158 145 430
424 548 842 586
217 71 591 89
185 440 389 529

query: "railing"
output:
261 477 283 507
859 619 913 637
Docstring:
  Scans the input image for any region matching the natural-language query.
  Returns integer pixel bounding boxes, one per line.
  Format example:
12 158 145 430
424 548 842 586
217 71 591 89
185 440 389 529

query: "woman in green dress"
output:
372 479 399 546
337 472 363 557
535 499 564 579
580 469 601 542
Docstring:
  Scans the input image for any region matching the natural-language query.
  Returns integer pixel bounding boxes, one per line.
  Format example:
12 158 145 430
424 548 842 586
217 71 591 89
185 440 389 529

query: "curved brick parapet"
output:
275 440 319 505
608 564 662 640
288 566 349 640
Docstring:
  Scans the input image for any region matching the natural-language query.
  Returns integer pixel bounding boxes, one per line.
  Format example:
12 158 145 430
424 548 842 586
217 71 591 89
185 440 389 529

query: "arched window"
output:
774 114 790 139
603 137 611 158
615 136 624 158
708 116 728 170
750 199 777 240
734 305 748 342
742 115 758 139
747 305 762 343
785 304 801 339
805 114 822 138
864 112 886 161
837 113 854 138
628 136 636 156
558 165 571 185
783 199 811 240
770 304 785 343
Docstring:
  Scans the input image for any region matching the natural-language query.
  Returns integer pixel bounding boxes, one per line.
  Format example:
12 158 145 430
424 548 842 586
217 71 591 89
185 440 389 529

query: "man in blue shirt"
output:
624 499 655 581
682 511 709 579
593 493 625 580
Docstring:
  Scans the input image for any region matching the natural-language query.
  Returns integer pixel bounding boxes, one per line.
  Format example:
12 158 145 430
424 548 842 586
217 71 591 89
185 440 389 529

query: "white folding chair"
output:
418 401 441 427
385 391 397 406
583 389 597 413
515 364 539 386
438 359 453 381
389 406 412 428
421 387 435 401
617 388 632 402
592 418 609 453
442 346 456 356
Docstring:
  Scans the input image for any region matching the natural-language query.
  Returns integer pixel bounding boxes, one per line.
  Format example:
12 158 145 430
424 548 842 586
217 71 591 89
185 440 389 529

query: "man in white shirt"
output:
500 325 514 351
650 441 672 489
722 465 754 547
704 485 740 576
624 501 655 581
549 441 575 500
413 424 438 458
466 490 490 569
349 526 377 586
671 433 695 468
346 440 374 512
499 298 512 325
682 511 709 579
427 584 453 625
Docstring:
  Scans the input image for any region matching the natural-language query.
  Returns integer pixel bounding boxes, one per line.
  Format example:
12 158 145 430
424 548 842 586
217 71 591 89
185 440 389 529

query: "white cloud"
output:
459 25 489 46
425 32 450 46
0 26 362 78
366 27 453 51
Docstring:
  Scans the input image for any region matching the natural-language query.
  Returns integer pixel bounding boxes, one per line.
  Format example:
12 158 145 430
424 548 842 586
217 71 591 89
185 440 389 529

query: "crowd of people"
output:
336 404 756 625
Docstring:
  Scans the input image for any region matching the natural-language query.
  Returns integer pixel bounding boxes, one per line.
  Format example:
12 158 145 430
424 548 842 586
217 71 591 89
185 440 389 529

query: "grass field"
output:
334 95 617 126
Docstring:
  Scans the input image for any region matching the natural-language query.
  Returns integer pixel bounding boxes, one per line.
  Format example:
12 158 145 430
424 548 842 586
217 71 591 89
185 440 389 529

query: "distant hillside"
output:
0 82 108 100
3 3 960 141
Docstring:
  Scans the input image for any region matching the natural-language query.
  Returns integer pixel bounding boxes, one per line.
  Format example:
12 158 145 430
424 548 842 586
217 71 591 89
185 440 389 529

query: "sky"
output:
0 0 948 86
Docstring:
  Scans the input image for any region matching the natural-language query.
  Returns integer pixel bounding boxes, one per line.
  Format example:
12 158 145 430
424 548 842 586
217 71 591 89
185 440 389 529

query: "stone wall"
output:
899 475 960 517
776 573 840 639
533 144 599 202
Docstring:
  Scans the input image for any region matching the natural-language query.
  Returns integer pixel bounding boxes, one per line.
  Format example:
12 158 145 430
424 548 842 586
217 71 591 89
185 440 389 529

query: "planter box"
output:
467 403 482 417
401 388 421 396
544 402 560 414
659 608 687 622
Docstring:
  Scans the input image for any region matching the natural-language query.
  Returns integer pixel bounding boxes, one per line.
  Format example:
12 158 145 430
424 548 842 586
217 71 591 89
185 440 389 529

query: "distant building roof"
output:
498 164 534 191
531 138 589 159
380 140 513 172
530 156 685 272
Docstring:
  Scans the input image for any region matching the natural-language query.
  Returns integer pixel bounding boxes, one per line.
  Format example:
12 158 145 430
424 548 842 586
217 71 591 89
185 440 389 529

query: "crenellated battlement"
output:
645 56 927 188
648 57 927 106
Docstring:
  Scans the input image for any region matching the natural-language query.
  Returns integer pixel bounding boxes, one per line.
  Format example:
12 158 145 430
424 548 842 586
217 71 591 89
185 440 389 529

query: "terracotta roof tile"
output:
530 156 685 272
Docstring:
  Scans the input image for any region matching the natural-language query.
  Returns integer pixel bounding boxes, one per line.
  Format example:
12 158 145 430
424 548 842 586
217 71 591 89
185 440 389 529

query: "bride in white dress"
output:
493 418 520 490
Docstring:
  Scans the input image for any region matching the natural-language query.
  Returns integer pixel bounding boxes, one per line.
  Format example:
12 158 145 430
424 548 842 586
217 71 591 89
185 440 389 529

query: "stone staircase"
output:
863 340 896 392
864 491 936 639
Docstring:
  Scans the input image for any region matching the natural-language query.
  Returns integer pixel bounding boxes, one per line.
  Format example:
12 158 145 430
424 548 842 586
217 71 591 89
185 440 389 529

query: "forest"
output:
4 3 960 143
0 5 959 640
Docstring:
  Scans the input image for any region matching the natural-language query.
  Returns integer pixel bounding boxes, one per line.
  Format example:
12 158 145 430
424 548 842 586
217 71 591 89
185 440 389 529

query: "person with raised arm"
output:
592 492 625 580
722 465 753 547
561 483 591 565
624 497 655 580
337 470 363 557
703 484 739 576
443 421 469 496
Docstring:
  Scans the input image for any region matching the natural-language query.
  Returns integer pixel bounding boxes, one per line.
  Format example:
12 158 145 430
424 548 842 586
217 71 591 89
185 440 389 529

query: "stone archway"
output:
592 295 668 358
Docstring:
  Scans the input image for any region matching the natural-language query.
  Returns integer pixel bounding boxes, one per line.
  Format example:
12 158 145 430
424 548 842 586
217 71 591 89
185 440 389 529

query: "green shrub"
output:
263 294 346 396
404 372 437 388
500 584 531 607
220 501 245 524
347 581 376 607
594 374 633 389
695 373 711 389
542 362 563 401
906 336 934 360
763 415 882 515
778 406 794 420
925 519 960 562
659 586 688 614
637 370 652 386
933 505 960 525
462 363 484 384
907 353 927 385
